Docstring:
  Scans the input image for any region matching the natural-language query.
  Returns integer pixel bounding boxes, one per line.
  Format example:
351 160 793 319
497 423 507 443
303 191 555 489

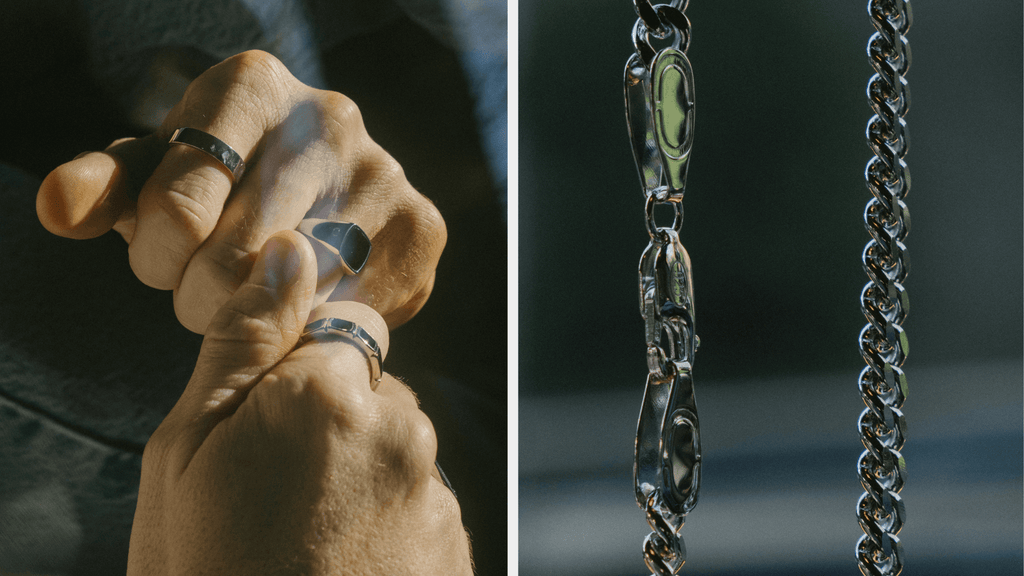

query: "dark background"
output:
519 1 1022 575
520 0 1022 393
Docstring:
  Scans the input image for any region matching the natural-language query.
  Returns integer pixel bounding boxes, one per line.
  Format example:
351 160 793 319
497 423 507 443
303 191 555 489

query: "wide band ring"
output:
169 127 246 181
300 318 383 388
297 219 373 275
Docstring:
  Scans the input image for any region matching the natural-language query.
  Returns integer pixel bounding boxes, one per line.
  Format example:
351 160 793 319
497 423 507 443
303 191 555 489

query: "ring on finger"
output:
299 317 383 388
168 127 246 181
297 219 373 275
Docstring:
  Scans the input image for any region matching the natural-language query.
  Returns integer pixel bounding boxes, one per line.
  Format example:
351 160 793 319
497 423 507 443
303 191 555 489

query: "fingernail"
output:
253 235 301 289
311 222 372 274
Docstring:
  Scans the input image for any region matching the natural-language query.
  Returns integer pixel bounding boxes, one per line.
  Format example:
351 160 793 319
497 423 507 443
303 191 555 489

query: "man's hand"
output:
128 230 472 575
36 50 445 332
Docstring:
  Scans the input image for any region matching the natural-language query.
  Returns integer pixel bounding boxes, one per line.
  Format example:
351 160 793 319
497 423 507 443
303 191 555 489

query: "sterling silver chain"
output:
624 1 699 574
624 2 914 573
856 1 912 574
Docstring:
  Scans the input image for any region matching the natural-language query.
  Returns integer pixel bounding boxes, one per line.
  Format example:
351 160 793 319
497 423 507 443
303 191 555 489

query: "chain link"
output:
632 5 692 66
626 2 699 574
857 1 912 574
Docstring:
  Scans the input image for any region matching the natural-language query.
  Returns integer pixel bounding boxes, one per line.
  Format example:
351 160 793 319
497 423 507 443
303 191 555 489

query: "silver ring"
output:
168 127 245 181
299 318 382 388
297 219 373 275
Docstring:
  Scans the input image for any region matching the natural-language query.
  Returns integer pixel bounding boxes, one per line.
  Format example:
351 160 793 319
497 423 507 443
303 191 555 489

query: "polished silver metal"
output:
169 127 246 181
857 1 912 574
627 2 700 573
631 1 691 67
300 317 383 388
626 49 695 200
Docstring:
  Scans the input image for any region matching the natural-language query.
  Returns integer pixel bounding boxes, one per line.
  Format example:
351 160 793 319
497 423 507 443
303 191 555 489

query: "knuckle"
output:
229 51 292 109
171 242 250 334
389 410 438 482
271 358 373 431
364 148 406 188
226 50 288 78
368 149 446 248
409 193 447 250
151 175 221 244
363 381 439 484
312 373 370 429
127 239 184 290
173 300 206 334
366 191 445 315
407 412 439 464
209 303 272 342
389 191 447 265
317 90 368 150
173 280 230 335
180 50 295 130
215 50 292 97
204 287 282 349
321 91 362 129
195 240 254 291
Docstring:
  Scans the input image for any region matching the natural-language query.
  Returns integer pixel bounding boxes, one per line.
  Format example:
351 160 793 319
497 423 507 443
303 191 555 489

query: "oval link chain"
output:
857 1 912 575
626 2 700 574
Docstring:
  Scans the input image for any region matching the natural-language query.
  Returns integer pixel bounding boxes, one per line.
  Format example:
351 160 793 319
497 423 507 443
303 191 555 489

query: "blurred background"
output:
518 1 1022 575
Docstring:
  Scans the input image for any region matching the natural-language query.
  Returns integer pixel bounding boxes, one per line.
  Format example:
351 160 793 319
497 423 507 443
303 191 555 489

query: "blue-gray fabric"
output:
0 162 199 573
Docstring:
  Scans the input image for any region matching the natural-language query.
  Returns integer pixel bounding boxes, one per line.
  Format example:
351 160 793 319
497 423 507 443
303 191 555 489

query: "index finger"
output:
128 51 294 290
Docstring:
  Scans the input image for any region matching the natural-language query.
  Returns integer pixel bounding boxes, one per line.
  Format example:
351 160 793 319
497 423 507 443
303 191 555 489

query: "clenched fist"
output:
37 50 445 332
128 231 471 575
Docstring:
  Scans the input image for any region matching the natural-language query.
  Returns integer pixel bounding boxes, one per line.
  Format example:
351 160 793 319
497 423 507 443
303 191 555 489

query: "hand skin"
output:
36 50 445 333
127 231 472 576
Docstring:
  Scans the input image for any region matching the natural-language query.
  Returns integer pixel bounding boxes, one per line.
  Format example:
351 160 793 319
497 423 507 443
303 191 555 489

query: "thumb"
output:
160 230 317 458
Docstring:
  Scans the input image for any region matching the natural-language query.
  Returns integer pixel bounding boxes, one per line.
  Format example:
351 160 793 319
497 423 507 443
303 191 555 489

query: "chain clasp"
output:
636 229 701 514
624 46 695 200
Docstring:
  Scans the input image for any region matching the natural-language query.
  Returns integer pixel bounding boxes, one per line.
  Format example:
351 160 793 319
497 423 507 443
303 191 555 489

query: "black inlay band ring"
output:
299 317 383 388
169 127 246 181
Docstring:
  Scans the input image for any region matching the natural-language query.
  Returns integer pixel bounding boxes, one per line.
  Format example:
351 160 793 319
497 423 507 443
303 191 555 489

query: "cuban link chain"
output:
856 1 912 574
624 1 699 574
